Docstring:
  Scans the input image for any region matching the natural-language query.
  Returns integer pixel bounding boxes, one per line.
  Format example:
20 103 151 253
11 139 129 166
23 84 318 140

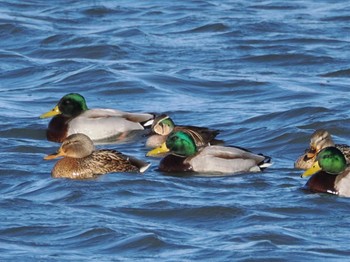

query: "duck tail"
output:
259 155 273 170
139 163 152 173
141 113 156 128
128 156 152 173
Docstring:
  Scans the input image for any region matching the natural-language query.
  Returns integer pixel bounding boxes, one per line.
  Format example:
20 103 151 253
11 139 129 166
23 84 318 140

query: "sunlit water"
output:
1 0 350 260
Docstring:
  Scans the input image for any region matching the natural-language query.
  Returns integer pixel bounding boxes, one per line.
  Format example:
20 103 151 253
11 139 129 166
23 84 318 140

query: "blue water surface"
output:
1 0 350 261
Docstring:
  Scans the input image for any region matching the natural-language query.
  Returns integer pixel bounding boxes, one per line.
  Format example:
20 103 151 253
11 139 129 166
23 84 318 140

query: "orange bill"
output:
44 150 64 160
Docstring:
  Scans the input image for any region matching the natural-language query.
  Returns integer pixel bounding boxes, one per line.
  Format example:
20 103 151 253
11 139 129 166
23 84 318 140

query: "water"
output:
1 0 350 260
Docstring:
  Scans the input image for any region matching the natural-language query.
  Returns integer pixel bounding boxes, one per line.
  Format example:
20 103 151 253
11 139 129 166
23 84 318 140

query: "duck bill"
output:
44 150 64 160
306 151 316 159
146 142 170 157
301 161 321 178
40 105 61 119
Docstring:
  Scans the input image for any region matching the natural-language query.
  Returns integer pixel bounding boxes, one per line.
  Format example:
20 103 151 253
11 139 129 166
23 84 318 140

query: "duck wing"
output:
67 109 155 141
88 150 150 173
175 126 220 146
336 144 350 164
187 145 271 174
82 109 154 126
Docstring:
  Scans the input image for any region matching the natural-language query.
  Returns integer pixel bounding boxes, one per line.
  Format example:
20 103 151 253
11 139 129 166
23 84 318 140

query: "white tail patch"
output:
143 119 154 127
140 162 151 173
260 162 273 169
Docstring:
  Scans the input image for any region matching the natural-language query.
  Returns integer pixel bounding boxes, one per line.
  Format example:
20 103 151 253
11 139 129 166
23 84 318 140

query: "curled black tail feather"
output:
258 155 272 170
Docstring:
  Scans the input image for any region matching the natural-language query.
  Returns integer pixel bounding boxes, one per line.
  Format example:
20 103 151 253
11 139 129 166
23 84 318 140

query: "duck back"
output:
188 146 269 174
51 149 150 179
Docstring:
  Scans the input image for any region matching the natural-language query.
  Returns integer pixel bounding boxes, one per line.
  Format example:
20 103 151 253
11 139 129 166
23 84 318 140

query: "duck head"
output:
151 114 175 136
40 93 88 118
302 146 347 178
147 131 197 157
305 129 335 160
44 133 95 159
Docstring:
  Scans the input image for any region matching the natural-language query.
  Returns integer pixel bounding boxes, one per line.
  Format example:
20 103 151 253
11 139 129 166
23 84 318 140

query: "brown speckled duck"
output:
295 129 350 170
44 133 151 179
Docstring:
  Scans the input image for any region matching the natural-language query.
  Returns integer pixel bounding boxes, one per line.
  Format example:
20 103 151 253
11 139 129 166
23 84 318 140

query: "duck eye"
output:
309 147 316 153
63 141 71 146
63 99 71 105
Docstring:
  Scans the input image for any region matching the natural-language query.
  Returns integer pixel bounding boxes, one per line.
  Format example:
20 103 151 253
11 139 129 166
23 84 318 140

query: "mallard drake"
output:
294 129 350 170
40 93 155 143
44 133 151 179
301 146 350 197
146 131 272 174
145 114 221 151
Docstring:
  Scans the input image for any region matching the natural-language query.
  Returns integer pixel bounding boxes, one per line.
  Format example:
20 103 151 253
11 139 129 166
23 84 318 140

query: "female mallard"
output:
294 129 350 170
301 147 350 197
145 114 221 150
40 93 155 143
44 133 151 179
147 131 271 174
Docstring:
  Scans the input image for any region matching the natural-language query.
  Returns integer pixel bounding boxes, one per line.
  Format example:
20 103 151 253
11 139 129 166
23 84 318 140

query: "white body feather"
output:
66 108 154 141
187 146 270 174
335 170 350 197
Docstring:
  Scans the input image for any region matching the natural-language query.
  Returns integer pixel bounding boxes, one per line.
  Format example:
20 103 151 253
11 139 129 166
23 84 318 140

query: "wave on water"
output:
1 0 350 260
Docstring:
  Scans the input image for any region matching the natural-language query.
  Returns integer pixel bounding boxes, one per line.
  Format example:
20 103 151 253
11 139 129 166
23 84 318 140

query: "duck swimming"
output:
294 129 350 170
44 133 151 179
147 131 271 175
40 93 155 143
301 146 350 197
145 114 221 150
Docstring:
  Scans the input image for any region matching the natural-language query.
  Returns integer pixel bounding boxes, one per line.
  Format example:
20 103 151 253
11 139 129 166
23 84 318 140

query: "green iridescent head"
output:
152 114 175 135
317 147 347 174
166 131 197 157
57 93 88 117
302 147 347 178
40 93 88 118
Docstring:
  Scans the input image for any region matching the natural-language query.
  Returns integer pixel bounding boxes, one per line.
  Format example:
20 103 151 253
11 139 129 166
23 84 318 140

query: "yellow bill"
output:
146 142 170 157
301 161 321 178
40 105 61 118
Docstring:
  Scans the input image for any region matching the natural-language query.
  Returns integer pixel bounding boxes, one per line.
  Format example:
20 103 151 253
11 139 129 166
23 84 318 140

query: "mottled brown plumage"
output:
45 133 150 179
295 129 350 170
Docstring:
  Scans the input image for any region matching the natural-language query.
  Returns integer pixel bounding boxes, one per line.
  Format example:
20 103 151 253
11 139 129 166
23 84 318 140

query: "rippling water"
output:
1 0 350 260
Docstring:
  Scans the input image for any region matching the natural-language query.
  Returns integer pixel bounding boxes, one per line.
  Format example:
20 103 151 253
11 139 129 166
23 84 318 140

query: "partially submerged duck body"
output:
301 147 350 197
45 133 150 179
158 145 271 174
40 93 155 143
147 131 271 175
